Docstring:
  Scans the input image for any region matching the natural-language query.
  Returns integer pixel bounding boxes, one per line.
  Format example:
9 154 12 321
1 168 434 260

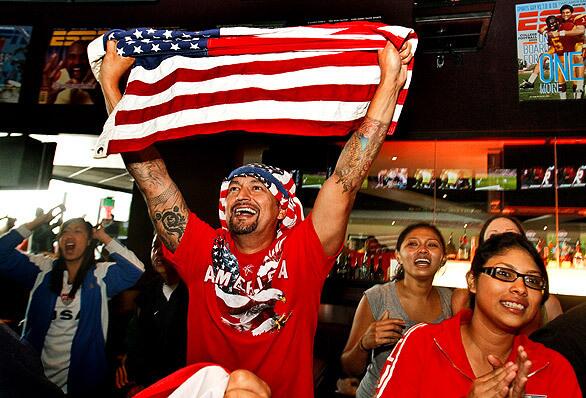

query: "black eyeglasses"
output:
481 267 547 291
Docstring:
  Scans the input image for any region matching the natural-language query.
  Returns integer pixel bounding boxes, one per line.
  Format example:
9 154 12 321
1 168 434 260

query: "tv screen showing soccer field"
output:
475 169 517 191
516 0 586 101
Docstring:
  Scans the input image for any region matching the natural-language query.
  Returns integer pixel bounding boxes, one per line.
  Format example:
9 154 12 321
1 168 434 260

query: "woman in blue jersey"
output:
0 206 144 397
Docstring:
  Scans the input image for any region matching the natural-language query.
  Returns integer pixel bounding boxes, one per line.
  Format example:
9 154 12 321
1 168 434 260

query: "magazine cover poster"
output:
0 26 33 104
39 28 109 105
517 0 586 101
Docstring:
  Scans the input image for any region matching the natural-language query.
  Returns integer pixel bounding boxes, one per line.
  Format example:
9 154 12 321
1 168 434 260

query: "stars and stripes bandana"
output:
218 163 303 238
89 21 417 158
211 163 301 335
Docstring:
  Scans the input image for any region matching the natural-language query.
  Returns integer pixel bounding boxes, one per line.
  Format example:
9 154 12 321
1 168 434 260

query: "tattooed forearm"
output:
152 205 187 251
127 158 169 195
125 152 189 252
148 185 189 252
334 117 389 193
148 184 177 207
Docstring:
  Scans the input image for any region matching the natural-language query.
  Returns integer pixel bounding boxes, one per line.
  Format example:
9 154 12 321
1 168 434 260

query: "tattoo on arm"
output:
148 184 177 207
127 158 188 252
334 117 389 193
152 204 187 252
126 158 168 193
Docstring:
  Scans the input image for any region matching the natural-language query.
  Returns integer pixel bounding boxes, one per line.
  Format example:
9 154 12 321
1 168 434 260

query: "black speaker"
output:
0 135 56 190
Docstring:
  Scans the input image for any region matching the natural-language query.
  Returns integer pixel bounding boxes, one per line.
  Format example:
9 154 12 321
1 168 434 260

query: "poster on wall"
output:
0 26 33 104
38 28 109 105
516 0 586 101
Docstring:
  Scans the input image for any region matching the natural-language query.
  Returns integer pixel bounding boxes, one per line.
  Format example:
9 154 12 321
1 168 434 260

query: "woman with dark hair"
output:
0 207 144 397
376 233 581 397
340 223 452 398
452 215 563 334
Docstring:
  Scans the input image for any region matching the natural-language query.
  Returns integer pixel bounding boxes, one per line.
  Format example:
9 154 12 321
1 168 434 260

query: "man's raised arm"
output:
99 40 189 252
312 41 412 256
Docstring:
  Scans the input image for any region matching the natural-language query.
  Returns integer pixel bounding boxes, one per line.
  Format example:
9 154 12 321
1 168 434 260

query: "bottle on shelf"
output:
573 239 584 269
446 233 457 260
374 252 386 281
457 227 470 261
546 241 558 268
536 238 548 264
560 240 573 269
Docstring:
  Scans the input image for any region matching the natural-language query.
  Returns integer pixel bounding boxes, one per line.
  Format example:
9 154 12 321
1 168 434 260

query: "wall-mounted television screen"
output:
520 166 553 189
0 26 33 103
372 168 408 189
569 165 586 187
412 168 435 189
38 28 109 105
558 166 577 188
438 169 472 190
475 169 517 191
302 172 327 189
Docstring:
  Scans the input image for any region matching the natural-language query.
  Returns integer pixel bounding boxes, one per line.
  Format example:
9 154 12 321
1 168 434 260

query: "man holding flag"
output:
97 26 413 397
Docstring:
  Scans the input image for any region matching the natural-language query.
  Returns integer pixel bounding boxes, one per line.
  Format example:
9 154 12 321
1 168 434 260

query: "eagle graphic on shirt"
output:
210 236 290 336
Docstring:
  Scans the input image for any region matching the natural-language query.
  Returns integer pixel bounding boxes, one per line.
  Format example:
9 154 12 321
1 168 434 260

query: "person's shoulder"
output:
364 281 391 297
436 285 454 298
282 215 316 243
399 321 437 347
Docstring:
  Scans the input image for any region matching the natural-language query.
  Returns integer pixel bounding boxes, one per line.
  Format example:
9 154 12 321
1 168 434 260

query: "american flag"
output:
90 22 417 157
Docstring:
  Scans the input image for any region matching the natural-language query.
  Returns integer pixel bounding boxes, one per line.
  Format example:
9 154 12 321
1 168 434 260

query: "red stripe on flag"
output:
207 37 387 56
125 51 378 97
116 84 377 125
107 119 362 154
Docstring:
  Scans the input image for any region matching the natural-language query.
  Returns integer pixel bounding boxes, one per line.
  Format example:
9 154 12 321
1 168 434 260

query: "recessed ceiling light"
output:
391 156 398 161
543 225 548 231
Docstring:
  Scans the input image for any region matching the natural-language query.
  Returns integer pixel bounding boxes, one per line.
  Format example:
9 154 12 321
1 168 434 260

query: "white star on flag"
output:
151 43 161 52
146 28 156 34
108 32 117 40
190 42 199 50
182 33 191 38
163 30 173 39
116 47 125 56
133 29 143 39
133 45 143 54
141 38 152 43
170 43 180 51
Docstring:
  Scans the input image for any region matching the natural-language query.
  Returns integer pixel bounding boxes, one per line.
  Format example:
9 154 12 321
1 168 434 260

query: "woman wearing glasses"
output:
376 233 581 397
452 215 563 334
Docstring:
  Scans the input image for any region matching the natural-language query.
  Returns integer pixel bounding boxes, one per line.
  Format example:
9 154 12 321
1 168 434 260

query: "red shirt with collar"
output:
376 309 582 398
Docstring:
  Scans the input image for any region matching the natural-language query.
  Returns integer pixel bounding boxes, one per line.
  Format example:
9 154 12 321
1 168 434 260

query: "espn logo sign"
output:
517 6 586 31
49 29 109 47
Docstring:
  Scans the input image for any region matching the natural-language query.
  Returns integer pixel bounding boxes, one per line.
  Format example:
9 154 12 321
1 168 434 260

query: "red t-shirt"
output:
163 212 336 398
